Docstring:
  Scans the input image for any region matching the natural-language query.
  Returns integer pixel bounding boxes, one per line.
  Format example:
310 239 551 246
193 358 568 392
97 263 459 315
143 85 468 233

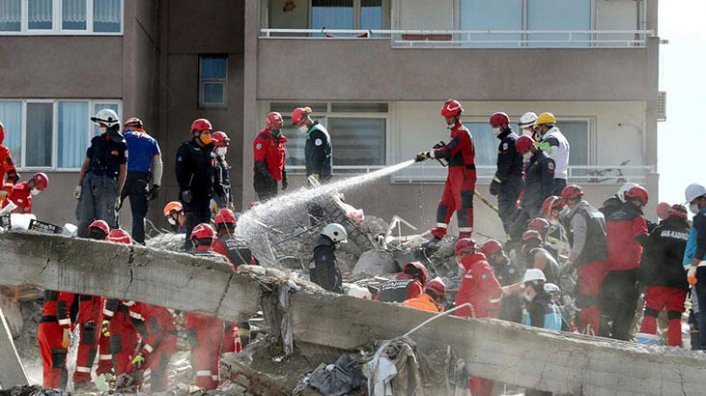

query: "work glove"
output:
61 328 71 349
131 353 145 369
181 189 193 204
535 141 551 153
149 185 160 201
489 177 501 196
101 319 111 337
114 196 122 210
415 152 431 162
688 266 698 286
281 170 288 191
74 185 82 200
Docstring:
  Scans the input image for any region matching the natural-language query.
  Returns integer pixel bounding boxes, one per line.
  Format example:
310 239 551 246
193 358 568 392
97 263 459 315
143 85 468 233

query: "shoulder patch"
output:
547 162 555 170
256 143 262 150
502 143 508 151
314 138 323 146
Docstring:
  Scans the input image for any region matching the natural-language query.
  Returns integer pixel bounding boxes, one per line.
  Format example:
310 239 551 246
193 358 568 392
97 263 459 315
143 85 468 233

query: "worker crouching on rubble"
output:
0 172 48 214
522 269 562 331
403 277 446 313
482 239 523 323
163 201 186 233
375 261 428 303
310 223 348 293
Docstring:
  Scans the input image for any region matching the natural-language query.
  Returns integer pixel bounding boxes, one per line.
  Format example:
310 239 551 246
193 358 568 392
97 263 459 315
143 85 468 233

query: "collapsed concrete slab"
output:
0 304 28 389
1 231 706 395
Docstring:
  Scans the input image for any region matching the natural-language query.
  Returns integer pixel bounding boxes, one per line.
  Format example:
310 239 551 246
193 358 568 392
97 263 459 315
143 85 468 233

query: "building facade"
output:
0 0 659 239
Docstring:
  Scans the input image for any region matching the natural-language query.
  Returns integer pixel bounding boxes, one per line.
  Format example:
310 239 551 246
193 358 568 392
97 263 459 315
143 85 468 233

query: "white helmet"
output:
616 182 639 203
90 109 120 127
685 183 706 204
321 223 348 244
523 268 546 283
518 112 538 128
544 282 561 295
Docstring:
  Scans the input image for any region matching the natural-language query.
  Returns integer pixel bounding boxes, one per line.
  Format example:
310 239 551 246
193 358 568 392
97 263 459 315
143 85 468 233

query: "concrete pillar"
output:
241 0 260 207
0 305 28 389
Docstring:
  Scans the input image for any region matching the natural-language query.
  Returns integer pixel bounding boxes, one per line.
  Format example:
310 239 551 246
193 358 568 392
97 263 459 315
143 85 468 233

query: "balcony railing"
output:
260 29 654 49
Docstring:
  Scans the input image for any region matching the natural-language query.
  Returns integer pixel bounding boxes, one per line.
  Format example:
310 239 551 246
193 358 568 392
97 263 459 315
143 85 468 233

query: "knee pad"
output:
109 334 123 354
81 323 97 345
461 190 475 209
644 308 659 318
51 348 68 369
668 310 682 321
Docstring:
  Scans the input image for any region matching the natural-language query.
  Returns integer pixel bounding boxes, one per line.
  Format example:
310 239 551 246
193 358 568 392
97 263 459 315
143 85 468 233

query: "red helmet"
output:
212 131 230 147
266 112 284 129
455 238 477 256
403 261 429 285
107 229 132 245
561 184 584 203
668 204 688 220
542 195 564 218
528 217 550 235
191 118 213 133
426 278 446 300
440 99 463 118
123 117 144 130
489 112 510 127
291 107 312 127
481 239 503 256
624 185 649 206
32 172 49 190
515 135 535 154
214 208 237 225
190 223 216 241
87 220 110 237
522 229 543 243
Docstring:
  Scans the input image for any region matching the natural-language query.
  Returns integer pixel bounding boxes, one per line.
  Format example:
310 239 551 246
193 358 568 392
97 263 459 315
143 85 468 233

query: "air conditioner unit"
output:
657 91 667 122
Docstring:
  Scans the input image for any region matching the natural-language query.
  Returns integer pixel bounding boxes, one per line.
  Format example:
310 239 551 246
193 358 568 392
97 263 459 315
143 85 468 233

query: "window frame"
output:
308 0 391 30
0 0 123 36
199 55 229 109
0 99 122 171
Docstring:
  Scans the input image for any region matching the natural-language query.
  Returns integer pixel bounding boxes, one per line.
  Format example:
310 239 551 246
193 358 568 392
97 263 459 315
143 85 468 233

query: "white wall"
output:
394 0 454 29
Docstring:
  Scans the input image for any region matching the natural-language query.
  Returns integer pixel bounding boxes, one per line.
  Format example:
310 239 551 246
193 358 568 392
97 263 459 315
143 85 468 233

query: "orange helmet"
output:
163 201 183 217
266 112 284 129
107 229 132 245
291 107 312 127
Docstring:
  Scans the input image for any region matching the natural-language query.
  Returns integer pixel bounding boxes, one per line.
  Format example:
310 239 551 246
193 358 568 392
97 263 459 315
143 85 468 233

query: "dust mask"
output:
523 289 533 302
99 126 108 134
216 147 227 157
492 127 502 136
690 203 700 214
298 126 308 134
31 188 41 196
167 217 177 226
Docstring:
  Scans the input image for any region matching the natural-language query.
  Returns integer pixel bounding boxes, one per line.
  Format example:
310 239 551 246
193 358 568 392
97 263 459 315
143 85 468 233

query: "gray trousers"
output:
76 173 117 238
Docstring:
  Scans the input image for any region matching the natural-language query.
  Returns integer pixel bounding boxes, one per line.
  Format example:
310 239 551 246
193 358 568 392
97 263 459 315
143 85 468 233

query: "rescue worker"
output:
163 201 186 233
127 302 177 392
454 238 502 396
521 230 560 285
212 131 233 209
375 261 429 303
601 184 649 340
310 223 347 293
185 223 228 390
561 185 608 335
684 183 706 349
522 268 562 332
488 112 523 234
212 208 255 267
100 229 140 380
253 112 287 201
291 106 332 183
600 182 637 219
637 204 689 347
120 117 162 245
534 112 569 195
542 195 569 256
176 118 217 247
0 121 20 201
403 278 446 313
510 135 555 242
73 220 111 391
656 202 671 222
416 99 476 243
75 109 127 237
38 288 75 390
0 172 48 214
482 239 522 323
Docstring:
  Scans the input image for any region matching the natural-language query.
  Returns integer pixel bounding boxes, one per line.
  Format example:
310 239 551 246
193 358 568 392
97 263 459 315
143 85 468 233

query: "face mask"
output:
216 147 227 157
99 126 108 134
31 188 40 196
523 152 532 162
167 216 177 226
523 289 533 302
298 126 308 134
492 127 502 136
690 203 700 214
199 133 212 145
549 218 559 226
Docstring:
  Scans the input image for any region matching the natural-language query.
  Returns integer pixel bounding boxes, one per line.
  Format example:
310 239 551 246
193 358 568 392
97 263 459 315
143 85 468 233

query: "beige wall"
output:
394 0 454 30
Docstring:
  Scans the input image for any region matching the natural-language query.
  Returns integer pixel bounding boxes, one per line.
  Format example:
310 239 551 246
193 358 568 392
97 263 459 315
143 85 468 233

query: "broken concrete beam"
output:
0 304 28 389
2 231 706 395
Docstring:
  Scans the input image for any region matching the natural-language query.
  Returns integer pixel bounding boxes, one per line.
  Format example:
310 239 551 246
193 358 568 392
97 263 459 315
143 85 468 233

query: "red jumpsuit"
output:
0 127 20 186
210 237 244 353
102 299 140 376
73 295 106 384
37 290 75 390
431 122 476 239
128 302 177 392
454 252 502 396
253 128 287 201
0 181 31 213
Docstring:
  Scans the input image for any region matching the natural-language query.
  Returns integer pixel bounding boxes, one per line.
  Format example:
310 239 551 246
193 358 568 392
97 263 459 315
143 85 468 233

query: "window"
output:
527 0 591 47
271 102 388 172
559 121 589 166
309 0 388 32
0 99 121 170
199 56 228 108
460 0 523 48
0 0 122 34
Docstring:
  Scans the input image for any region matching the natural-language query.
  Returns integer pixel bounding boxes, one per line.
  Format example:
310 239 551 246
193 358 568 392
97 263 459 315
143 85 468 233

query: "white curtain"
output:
311 0 353 30
0 101 23 166
94 0 120 24
63 0 86 23
26 103 53 168
59 101 88 169
0 0 21 24
28 0 52 24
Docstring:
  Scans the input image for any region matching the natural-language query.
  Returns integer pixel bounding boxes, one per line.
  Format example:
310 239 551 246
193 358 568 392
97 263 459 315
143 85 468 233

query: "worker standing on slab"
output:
560 185 608 335
253 112 287 201
212 131 233 209
185 223 228 390
684 183 706 349
636 204 689 347
75 109 127 237
309 223 347 294
121 117 162 245
0 121 20 204
488 112 523 235
127 302 177 392
601 184 649 341
534 112 570 195
163 201 186 233
482 239 523 323
375 261 428 303
0 172 48 214
292 106 332 183
415 99 476 243
403 278 446 313
38 289 75 390
176 119 217 247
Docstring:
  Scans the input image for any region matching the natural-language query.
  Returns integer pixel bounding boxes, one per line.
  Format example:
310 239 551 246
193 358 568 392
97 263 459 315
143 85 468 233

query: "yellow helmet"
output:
535 112 557 126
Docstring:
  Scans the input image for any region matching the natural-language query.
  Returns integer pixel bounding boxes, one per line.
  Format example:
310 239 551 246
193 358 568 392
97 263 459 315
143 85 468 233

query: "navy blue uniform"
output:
491 128 524 234
510 150 555 241
175 139 216 247
525 292 562 331
304 122 332 181
309 235 342 293
213 156 232 208
492 259 523 323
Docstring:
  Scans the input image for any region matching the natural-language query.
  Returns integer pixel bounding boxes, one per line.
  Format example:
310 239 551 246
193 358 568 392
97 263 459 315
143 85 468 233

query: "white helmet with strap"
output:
90 109 120 127
321 223 348 244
